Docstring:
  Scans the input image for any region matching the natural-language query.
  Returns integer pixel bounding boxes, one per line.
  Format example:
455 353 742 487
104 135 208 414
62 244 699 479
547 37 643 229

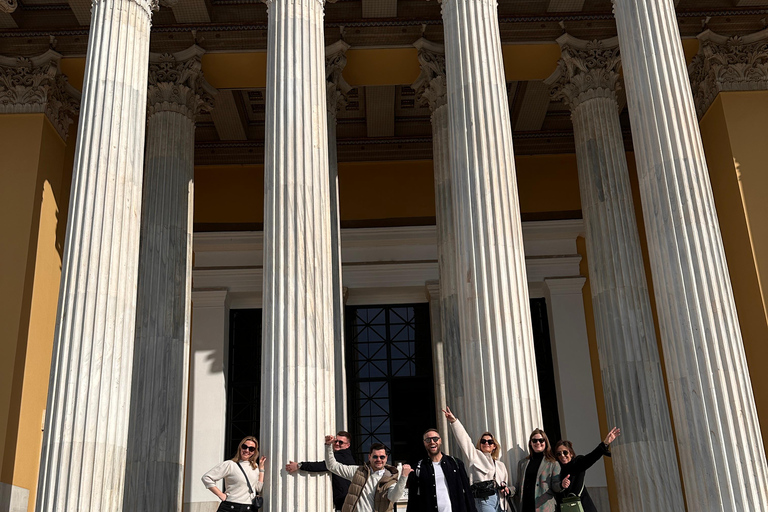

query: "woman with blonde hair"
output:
443 406 511 511
202 435 267 511
513 429 561 512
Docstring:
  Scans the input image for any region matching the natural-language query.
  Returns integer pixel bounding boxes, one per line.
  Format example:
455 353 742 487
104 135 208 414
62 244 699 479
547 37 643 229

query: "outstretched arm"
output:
444 406 492 472
387 464 412 502
324 435 359 481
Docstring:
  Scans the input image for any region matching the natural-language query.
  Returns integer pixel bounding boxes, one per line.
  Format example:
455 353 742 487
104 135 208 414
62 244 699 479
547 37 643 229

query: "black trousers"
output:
217 501 255 512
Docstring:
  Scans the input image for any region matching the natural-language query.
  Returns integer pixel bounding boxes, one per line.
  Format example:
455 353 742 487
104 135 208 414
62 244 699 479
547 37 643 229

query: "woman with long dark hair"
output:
513 429 562 512
554 427 620 512
202 435 267 511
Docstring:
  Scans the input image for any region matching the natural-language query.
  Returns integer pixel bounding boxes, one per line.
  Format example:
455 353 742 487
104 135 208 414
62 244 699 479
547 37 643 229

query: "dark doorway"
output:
345 304 435 464
226 309 262 458
530 298 561 444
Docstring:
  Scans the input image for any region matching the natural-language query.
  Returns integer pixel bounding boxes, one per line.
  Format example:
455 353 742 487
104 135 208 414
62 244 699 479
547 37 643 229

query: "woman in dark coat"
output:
554 427 620 512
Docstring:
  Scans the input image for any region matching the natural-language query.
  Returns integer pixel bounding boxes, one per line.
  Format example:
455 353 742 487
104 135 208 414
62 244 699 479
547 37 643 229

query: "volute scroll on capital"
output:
147 45 216 121
689 27 768 119
0 49 80 140
0 0 17 14
326 40 352 118
412 38 447 113
545 34 622 112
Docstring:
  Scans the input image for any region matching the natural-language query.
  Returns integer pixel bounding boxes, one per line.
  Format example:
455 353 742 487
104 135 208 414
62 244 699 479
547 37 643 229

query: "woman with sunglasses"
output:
554 427 620 512
513 429 562 512
202 436 267 511
443 406 511 511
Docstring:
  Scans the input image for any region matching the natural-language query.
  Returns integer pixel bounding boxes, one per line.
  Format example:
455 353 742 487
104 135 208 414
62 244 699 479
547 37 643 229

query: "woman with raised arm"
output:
202 435 266 511
554 427 620 512
443 406 511 512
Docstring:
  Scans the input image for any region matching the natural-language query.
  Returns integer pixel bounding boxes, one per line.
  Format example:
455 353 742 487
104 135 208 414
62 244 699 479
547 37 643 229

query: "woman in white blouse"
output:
202 435 267 511
444 406 511 512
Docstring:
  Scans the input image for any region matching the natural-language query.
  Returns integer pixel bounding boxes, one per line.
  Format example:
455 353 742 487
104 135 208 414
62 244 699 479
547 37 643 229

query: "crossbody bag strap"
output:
235 462 255 496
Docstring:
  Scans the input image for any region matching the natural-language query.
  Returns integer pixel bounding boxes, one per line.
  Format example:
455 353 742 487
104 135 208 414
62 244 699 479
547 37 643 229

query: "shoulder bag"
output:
235 462 264 509
559 476 585 512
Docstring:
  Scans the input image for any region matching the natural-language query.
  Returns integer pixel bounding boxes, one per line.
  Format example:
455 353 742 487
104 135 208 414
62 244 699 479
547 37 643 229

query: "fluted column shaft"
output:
35 0 154 510
413 38 464 431
326 40 351 428
261 0 335 509
614 1 768 509
547 35 685 511
441 0 541 460
123 47 212 512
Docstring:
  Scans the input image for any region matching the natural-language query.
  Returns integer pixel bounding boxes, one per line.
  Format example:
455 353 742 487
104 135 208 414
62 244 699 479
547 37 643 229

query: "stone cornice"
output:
147 45 216 120
326 39 351 119
412 37 447 113
689 28 768 119
0 49 80 140
545 34 622 111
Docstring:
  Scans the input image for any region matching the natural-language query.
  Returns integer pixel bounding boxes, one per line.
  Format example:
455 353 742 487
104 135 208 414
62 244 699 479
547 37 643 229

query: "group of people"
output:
201 409 620 512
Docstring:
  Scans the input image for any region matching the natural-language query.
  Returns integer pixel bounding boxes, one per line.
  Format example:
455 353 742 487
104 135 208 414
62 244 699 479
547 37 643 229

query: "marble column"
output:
613 1 768 510
545 35 685 511
35 0 156 509
425 281 451 453
123 46 214 512
326 40 351 428
261 0 335 508
413 37 464 423
440 0 542 461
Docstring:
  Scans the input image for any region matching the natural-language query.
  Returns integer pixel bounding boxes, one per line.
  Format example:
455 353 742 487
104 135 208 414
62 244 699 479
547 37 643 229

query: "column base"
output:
0 482 29 512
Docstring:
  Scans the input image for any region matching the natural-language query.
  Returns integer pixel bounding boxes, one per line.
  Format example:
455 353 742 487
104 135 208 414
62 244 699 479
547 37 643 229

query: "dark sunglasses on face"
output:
334 440 347 445
424 436 441 443
556 450 570 457
371 455 387 460
241 444 257 452
530 438 546 445
480 439 495 445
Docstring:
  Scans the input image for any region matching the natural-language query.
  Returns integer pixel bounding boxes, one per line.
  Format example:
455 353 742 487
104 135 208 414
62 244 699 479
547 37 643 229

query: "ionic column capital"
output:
0 49 80 139
326 40 351 119
147 45 215 121
545 34 622 111
412 37 447 112
0 0 17 13
689 28 768 119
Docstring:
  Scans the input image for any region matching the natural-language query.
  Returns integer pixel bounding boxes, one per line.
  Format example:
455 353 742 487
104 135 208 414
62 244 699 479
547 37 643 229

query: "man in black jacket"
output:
406 428 477 512
286 430 357 510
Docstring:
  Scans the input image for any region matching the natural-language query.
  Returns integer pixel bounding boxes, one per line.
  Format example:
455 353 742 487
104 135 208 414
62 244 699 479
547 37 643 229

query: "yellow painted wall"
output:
0 114 72 511
699 92 768 450
195 165 264 226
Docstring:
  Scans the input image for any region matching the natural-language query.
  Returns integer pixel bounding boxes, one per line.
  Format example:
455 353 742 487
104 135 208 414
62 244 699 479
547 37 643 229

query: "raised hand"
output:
604 427 621 445
442 406 457 424
258 456 267 469
325 435 335 446
562 474 571 489
401 464 413 477
285 461 300 473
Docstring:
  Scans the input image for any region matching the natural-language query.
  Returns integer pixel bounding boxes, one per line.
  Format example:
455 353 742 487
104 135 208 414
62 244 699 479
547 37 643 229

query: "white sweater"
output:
449 419 510 509
325 444 408 512
202 460 263 504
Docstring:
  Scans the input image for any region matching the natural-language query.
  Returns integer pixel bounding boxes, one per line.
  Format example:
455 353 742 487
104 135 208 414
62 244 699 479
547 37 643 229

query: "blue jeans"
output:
475 493 501 512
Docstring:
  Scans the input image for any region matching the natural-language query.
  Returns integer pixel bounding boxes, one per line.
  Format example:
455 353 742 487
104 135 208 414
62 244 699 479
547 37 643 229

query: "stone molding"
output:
546 34 622 111
147 45 215 120
689 28 768 119
412 38 447 112
0 49 80 139
326 39 351 118
0 0 16 13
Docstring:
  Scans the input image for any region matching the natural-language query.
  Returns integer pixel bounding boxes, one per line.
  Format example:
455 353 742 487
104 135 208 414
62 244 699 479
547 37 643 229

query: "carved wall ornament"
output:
0 0 17 14
0 49 80 139
545 34 622 112
412 37 447 113
147 45 216 120
689 28 768 119
326 40 351 118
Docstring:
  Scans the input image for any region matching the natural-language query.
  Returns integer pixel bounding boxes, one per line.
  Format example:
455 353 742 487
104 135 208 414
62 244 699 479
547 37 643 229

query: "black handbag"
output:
470 480 497 499
235 462 264 509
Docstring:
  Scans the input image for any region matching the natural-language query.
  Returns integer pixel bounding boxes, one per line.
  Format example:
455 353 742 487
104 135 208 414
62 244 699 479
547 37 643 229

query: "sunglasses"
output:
333 440 348 445
556 450 570 457
530 438 546 445
371 455 387 460
424 436 441 443
480 439 495 445
241 444 257 452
